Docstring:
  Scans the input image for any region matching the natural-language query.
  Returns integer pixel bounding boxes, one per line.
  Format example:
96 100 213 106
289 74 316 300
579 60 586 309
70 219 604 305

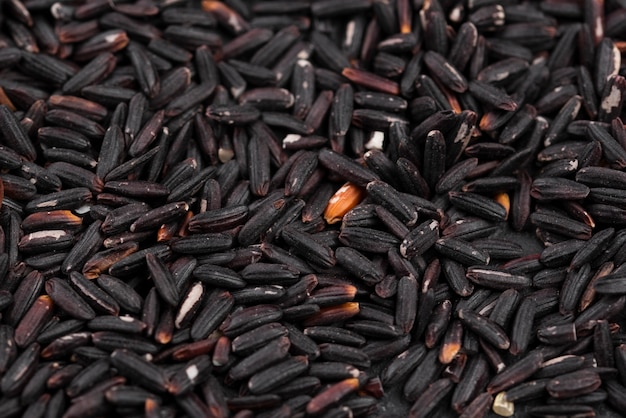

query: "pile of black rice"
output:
1 0 626 417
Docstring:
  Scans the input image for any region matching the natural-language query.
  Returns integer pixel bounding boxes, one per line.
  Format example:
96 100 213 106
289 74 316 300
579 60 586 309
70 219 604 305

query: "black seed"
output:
110 349 169 393
408 378 454 418
1 342 40 397
458 309 510 350
14 295 53 348
439 258 473 297
45 278 95 321
69 271 120 316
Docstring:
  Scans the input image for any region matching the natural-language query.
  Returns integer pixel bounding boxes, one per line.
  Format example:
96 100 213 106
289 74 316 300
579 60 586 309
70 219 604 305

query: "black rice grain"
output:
1 2 626 418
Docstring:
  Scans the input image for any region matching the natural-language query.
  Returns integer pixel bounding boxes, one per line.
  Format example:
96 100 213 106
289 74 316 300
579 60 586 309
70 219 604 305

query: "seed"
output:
69 271 120 316
281 225 335 269
1 342 40 397
308 362 358 383
45 277 95 321
105 385 160 407
0 105 37 161
468 80 518 111
324 182 366 224
306 378 360 416
560 265 594 315
221 304 283 338
469 268 532 292
425 300 452 349
509 297 536 356
319 342 370 369
110 349 169 393
92 331 159 355
408 378 454 418
442 258 475 297
424 51 468 93
403 348 446 402
339 226 400 254
319 149 380 187
450 191 509 221
248 355 309 395
400 219 440 259
61 219 103 275
145 253 179 307
25 311 60 349
451 355 489 413
492 391 515 417
305 326 366 347
546 369 602 399
190 290 233 341
21 361 60 404
395 276 418 334
439 320 463 365
240 262 299 286
458 309 510 350
537 323 578 345
14 295 53 348
530 211 593 240
168 355 213 396
83 243 140 279
540 240 584 268
587 121 626 168
229 336 290 382
487 350 544 395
